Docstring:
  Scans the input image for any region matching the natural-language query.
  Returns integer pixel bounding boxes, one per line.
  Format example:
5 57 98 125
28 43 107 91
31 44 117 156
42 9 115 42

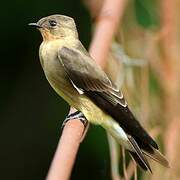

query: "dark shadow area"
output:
0 0 110 179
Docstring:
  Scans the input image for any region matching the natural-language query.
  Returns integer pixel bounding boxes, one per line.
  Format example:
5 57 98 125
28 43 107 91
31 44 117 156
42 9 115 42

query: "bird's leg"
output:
62 110 89 141
62 110 88 129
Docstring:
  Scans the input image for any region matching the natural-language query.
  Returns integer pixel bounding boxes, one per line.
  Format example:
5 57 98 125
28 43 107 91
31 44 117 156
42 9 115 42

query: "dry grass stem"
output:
107 134 121 180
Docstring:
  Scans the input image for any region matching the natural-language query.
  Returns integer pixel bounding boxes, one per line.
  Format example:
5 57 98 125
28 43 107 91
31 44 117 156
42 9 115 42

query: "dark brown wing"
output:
58 46 126 107
58 46 158 150
58 47 115 91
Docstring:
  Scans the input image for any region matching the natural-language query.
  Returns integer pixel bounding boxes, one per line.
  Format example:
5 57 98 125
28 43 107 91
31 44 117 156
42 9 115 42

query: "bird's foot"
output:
62 110 88 129
62 110 89 141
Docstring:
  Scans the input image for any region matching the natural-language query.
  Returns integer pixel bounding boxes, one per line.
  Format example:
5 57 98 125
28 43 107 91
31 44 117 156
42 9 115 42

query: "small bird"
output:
29 14 169 172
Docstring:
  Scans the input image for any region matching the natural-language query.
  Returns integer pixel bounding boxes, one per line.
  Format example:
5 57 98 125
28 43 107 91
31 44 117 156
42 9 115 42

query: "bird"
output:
29 14 169 172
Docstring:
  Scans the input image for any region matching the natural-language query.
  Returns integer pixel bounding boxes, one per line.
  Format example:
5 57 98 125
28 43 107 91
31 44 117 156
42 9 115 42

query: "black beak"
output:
28 23 42 28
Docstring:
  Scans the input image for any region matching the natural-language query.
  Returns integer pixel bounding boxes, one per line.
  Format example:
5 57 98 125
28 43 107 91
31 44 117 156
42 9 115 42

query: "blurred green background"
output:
0 0 112 179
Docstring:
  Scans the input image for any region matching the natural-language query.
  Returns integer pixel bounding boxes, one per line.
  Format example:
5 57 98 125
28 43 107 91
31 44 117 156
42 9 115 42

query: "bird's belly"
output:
79 97 132 149
39 51 76 104
44 63 81 107
39 40 83 107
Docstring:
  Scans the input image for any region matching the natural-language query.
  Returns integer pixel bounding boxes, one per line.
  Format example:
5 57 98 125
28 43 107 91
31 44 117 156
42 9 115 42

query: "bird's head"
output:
29 14 78 41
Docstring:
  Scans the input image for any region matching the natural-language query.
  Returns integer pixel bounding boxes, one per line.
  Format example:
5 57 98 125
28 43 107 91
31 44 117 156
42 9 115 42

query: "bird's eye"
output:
49 20 57 27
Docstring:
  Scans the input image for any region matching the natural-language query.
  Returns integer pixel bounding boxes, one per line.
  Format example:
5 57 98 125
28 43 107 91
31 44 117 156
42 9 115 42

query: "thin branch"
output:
107 134 121 180
133 160 137 180
122 148 128 180
126 160 136 179
46 120 84 180
90 0 128 67
46 0 127 179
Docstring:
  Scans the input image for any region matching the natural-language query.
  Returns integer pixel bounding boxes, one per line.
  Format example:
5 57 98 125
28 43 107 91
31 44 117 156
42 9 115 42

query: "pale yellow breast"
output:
39 38 81 105
40 40 106 120
76 95 110 124
39 38 109 123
